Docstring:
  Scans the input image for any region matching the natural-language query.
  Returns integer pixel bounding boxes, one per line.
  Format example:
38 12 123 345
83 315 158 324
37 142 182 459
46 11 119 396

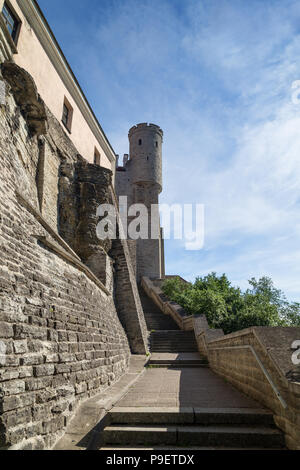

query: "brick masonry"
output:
205 327 300 450
0 62 150 449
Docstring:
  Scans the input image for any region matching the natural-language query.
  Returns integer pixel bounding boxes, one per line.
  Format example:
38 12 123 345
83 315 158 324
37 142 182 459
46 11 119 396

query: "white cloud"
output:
40 0 300 300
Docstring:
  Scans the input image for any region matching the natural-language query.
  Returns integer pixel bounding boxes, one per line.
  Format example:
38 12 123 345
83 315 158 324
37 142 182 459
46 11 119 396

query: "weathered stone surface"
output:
110 238 148 355
1 61 48 136
59 160 112 257
205 327 300 450
115 123 164 280
0 63 132 450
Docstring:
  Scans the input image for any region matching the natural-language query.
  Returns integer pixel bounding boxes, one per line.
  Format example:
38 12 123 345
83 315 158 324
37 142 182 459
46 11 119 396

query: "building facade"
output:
0 0 115 170
0 0 165 282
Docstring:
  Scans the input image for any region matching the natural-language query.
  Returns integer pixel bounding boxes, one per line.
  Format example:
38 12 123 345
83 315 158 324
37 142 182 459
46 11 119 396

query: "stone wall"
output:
109 192 149 355
204 327 300 450
115 123 164 281
0 63 134 449
142 276 300 450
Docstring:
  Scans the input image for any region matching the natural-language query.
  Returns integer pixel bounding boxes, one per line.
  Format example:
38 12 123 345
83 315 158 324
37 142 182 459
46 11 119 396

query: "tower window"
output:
138 139 142 146
94 147 101 165
61 97 73 133
156 141 158 148
2 2 20 42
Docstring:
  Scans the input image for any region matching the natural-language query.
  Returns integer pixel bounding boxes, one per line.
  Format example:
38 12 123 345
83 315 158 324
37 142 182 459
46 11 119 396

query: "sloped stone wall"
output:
206 327 300 450
142 276 300 450
0 63 131 449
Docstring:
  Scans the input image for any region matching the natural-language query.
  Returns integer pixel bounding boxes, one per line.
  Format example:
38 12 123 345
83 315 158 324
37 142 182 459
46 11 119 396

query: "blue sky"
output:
38 0 300 301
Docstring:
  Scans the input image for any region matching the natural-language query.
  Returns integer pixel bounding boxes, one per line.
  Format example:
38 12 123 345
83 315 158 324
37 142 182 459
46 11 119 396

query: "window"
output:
138 139 142 146
94 147 101 165
61 97 73 133
2 2 20 42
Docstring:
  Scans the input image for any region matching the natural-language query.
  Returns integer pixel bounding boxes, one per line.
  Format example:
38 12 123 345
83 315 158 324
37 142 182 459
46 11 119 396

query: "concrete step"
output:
150 348 199 352
139 286 180 331
146 322 179 331
101 424 285 448
150 344 197 346
150 348 196 353
150 346 198 348
150 330 199 352
148 358 208 366
150 330 195 334
150 347 199 350
147 364 208 368
150 341 198 344
108 407 275 426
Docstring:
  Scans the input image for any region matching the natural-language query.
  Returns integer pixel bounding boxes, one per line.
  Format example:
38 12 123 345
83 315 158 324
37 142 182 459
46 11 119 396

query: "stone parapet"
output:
141 277 193 331
141 276 300 449
205 327 300 450
0 61 132 450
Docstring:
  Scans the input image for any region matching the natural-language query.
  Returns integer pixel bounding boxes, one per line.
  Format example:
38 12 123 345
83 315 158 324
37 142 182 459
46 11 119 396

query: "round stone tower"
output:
129 123 163 193
128 123 164 281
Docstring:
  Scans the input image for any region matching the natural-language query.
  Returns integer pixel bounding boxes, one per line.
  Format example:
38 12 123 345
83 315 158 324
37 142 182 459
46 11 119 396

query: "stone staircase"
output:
149 353 208 368
139 286 198 353
100 407 285 449
138 286 180 331
97 285 286 450
150 330 199 353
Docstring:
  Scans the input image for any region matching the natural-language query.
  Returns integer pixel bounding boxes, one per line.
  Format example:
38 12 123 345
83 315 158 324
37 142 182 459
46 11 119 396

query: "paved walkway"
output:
117 366 261 409
150 353 204 362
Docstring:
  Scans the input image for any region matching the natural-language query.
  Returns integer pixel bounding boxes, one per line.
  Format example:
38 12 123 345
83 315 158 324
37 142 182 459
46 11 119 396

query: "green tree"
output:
161 273 300 334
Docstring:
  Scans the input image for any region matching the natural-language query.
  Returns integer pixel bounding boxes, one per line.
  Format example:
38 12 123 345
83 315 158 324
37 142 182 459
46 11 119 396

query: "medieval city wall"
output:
0 61 149 449
5 0 113 169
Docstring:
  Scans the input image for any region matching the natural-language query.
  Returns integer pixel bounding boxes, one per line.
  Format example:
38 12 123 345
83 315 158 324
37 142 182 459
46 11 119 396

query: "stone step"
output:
150 347 199 351
150 349 199 352
150 336 196 339
146 322 179 331
150 341 198 345
146 361 209 369
108 407 275 426
147 364 208 368
147 326 179 331
101 424 285 448
150 340 197 343
150 346 198 348
148 360 208 367
139 286 180 331
150 342 198 345
151 348 196 354
150 330 195 334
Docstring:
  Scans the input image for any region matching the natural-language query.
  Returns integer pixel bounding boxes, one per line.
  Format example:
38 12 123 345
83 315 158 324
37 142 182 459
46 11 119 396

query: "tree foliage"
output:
161 273 300 334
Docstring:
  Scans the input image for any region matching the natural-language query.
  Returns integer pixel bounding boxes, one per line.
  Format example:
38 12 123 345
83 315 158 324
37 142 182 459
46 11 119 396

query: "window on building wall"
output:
61 97 73 133
2 2 20 42
94 147 101 165
139 139 142 146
